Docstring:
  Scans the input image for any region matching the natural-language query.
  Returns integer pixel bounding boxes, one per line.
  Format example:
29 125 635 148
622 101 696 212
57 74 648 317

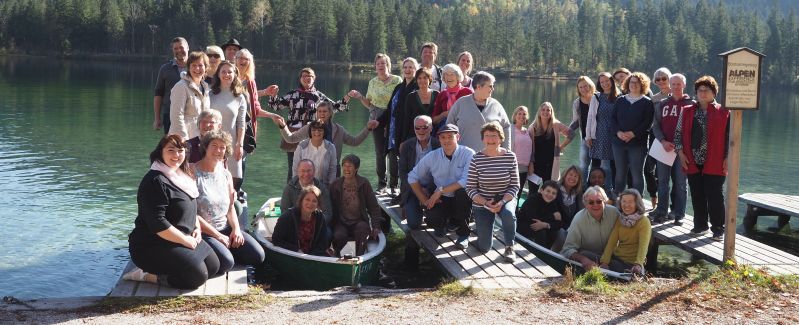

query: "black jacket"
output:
272 207 330 256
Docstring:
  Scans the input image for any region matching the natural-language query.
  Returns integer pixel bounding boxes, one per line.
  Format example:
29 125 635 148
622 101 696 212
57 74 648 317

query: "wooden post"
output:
723 110 743 262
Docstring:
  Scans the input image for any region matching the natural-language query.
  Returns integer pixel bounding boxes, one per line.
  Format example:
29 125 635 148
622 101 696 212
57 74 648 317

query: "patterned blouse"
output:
267 87 348 128
195 165 232 231
366 75 403 109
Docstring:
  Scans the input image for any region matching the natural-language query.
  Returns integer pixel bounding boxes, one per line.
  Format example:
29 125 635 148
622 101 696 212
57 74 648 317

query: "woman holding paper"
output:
650 73 693 225
528 102 574 192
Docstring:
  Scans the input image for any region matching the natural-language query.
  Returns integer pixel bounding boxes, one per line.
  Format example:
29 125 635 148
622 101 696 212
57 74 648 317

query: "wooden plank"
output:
156 285 181 297
421 230 499 289
410 229 484 289
134 282 159 297
433 233 520 289
203 273 228 295
227 265 249 295
109 261 138 297
483 237 543 287
491 234 560 279
181 283 206 296
739 193 799 216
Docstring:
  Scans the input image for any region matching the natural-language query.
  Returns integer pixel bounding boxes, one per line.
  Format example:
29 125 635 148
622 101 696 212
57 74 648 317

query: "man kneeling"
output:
329 154 384 256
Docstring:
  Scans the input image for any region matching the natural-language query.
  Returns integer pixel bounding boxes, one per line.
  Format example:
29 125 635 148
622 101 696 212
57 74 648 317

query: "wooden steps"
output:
377 194 560 289
108 261 248 297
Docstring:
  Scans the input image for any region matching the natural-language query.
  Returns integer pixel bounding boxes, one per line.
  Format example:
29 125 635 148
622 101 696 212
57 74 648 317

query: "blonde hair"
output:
531 102 561 137
576 76 597 97
234 49 255 81
512 106 530 125
375 53 392 72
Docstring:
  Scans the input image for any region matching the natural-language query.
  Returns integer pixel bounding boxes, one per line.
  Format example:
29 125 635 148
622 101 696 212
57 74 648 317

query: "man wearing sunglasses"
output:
560 185 620 270
398 115 441 228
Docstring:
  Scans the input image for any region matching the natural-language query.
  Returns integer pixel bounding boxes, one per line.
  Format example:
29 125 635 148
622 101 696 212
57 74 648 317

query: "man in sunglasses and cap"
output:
221 38 242 62
560 185 620 270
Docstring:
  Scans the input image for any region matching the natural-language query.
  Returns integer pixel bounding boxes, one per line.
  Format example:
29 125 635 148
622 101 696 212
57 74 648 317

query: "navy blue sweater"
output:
610 95 654 146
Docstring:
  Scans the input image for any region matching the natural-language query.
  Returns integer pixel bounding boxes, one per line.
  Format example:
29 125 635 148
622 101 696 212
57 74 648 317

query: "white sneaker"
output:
503 246 516 263
122 267 147 282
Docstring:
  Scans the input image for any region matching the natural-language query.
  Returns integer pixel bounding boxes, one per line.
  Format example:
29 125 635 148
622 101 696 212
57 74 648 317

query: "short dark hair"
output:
415 67 433 85
540 180 560 193
307 120 326 137
171 37 187 45
694 75 718 95
199 130 232 159
342 154 361 169
149 134 190 174
420 42 438 55
186 51 209 69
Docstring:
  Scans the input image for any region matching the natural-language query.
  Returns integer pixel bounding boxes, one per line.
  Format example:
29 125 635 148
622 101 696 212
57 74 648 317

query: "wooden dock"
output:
108 261 249 297
739 193 799 231
377 194 560 289
646 200 799 275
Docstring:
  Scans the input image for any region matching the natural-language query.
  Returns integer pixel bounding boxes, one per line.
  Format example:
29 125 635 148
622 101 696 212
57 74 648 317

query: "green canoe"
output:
253 198 386 290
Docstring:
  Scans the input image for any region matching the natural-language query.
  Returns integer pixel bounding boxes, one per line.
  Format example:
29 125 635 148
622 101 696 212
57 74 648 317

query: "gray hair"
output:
442 63 464 83
298 158 316 171
472 71 496 88
413 115 432 126
583 185 609 204
402 57 420 70
654 67 672 79
617 189 646 215
670 73 687 85
198 110 222 127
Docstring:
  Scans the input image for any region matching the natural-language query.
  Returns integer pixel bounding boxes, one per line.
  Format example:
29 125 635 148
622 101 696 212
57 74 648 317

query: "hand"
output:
580 257 598 270
553 212 561 221
485 199 502 213
425 190 443 209
630 264 644 275
616 131 626 141
184 232 200 250
662 140 675 152
366 120 379 130
586 138 593 148
530 219 549 231
153 118 162 131
264 84 279 97
216 234 231 248
234 145 243 161
229 229 245 248
723 158 728 174
348 89 362 99
678 151 689 171
599 262 609 269
625 131 635 140
527 164 534 175
271 115 286 127
192 228 202 242
371 227 381 240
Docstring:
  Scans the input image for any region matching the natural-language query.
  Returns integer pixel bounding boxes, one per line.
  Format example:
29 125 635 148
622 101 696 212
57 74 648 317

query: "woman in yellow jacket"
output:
600 188 651 276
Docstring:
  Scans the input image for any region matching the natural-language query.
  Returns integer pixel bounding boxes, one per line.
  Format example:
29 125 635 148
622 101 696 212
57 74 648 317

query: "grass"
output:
697 260 799 296
433 280 476 297
84 288 274 314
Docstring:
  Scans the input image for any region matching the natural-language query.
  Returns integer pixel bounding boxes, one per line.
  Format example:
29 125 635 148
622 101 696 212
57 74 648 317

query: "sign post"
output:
717 47 764 263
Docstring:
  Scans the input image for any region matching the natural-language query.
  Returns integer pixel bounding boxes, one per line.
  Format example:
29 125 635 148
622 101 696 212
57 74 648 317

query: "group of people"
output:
125 36 730 288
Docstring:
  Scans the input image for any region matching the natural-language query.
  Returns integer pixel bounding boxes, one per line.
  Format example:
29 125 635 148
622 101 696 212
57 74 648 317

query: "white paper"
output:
648 138 677 166
526 173 543 185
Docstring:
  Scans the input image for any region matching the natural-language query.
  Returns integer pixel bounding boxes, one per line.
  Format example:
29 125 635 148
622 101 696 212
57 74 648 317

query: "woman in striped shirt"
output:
466 121 520 262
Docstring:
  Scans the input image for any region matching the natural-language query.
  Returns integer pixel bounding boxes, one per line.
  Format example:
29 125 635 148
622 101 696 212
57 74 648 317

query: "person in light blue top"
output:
408 124 475 242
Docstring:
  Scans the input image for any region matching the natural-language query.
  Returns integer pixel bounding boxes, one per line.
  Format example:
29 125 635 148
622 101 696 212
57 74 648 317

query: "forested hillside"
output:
1 0 797 85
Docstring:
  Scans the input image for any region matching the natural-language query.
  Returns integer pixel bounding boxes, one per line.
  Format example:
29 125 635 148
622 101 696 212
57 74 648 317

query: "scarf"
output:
620 212 643 228
444 85 464 111
151 161 199 198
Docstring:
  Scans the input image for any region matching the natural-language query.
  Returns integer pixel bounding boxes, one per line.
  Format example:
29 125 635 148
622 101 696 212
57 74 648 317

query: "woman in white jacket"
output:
169 51 210 141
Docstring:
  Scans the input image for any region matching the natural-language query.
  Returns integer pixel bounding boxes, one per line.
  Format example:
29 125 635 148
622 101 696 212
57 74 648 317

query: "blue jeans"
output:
655 156 687 219
599 159 613 192
579 139 591 181
202 226 266 275
404 195 423 230
473 199 517 253
611 143 646 197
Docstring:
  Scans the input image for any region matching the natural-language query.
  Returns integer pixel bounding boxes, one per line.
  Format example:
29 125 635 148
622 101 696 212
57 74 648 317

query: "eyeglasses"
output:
655 77 668 82
586 199 604 205
207 54 221 59
414 125 430 130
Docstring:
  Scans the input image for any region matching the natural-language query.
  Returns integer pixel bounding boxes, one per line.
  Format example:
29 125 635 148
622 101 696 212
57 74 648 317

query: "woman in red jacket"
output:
674 76 730 241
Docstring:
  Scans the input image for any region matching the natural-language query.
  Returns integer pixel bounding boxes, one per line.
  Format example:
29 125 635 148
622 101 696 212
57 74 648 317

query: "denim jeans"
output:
654 156 687 219
202 226 266 275
404 195 424 230
473 199 517 253
599 159 614 192
611 143 647 197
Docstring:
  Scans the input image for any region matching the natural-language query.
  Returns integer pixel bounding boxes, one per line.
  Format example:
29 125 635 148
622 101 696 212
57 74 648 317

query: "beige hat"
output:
205 45 225 60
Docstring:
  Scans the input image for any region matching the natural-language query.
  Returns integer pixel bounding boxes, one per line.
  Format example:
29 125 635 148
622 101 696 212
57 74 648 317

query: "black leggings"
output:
130 240 220 290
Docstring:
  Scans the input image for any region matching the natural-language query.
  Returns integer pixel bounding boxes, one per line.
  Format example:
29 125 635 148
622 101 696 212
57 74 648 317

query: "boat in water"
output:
252 198 386 290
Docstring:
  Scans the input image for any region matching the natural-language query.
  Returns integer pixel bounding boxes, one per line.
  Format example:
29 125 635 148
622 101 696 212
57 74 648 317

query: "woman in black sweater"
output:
517 180 565 249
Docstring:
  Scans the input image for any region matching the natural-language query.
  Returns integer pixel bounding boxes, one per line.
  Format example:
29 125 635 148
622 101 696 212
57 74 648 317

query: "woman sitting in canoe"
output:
193 130 265 274
124 135 219 289
329 154 384 257
272 185 332 256
517 180 565 250
600 189 651 276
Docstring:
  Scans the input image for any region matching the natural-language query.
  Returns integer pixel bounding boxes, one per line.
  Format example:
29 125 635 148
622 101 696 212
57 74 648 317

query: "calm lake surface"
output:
0 57 796 298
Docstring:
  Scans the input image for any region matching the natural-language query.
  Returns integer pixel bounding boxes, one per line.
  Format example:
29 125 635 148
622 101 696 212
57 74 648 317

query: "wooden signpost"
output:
717 47 765 262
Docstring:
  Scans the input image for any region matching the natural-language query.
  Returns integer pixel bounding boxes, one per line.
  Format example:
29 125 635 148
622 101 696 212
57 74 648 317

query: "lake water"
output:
0 57 796 298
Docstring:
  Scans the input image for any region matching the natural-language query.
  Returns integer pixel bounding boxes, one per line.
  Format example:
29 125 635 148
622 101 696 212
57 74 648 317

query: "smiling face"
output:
414 119 432 142
563 169 579 189
474 81 494 100
416 73 430 91
316 105 331 122
696 85 715 104
627 76 642 96
172 41 188 63
218 64 236 88
342 161 358 179
161 142 186 169
310 126 325 141
402 61 416 80
225 46 241 63
613 72 629 86
584 193 605 217
513 109 528 125
421 47 436 66
443 70 459 88
375 57 389 76
540 185 558 203
589 169 605 187
458 53 472 75
300 192 319 215
670 76 685 97
481 129 501 150
599 75 613 94
189 60 206 80
206 139 227 162
620 194 637 215
236 56 250 75
199 115 221 136
207 54 221 73
297 161 315 186
300 71 315 89
538 104 553 121
578 80 591 97
438 131 459 151
654 74 669 93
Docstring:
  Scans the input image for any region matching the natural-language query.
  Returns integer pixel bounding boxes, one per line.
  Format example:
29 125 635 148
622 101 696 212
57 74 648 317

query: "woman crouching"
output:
600 189 651 276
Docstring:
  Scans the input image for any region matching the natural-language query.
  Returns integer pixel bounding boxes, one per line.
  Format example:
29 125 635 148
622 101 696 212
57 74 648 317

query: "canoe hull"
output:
515 233 632 281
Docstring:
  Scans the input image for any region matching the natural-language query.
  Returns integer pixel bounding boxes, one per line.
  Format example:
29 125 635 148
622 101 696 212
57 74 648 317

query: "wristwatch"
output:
437 186 444 193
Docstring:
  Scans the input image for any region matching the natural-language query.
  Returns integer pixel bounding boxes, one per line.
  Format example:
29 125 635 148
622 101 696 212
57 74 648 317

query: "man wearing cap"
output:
205 45 225 85
153 36 188 133
221 38 242 63
407 123 475 247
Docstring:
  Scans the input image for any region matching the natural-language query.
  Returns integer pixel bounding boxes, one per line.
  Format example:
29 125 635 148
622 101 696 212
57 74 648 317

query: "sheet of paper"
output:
649 138 677 166
526 173 543 185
